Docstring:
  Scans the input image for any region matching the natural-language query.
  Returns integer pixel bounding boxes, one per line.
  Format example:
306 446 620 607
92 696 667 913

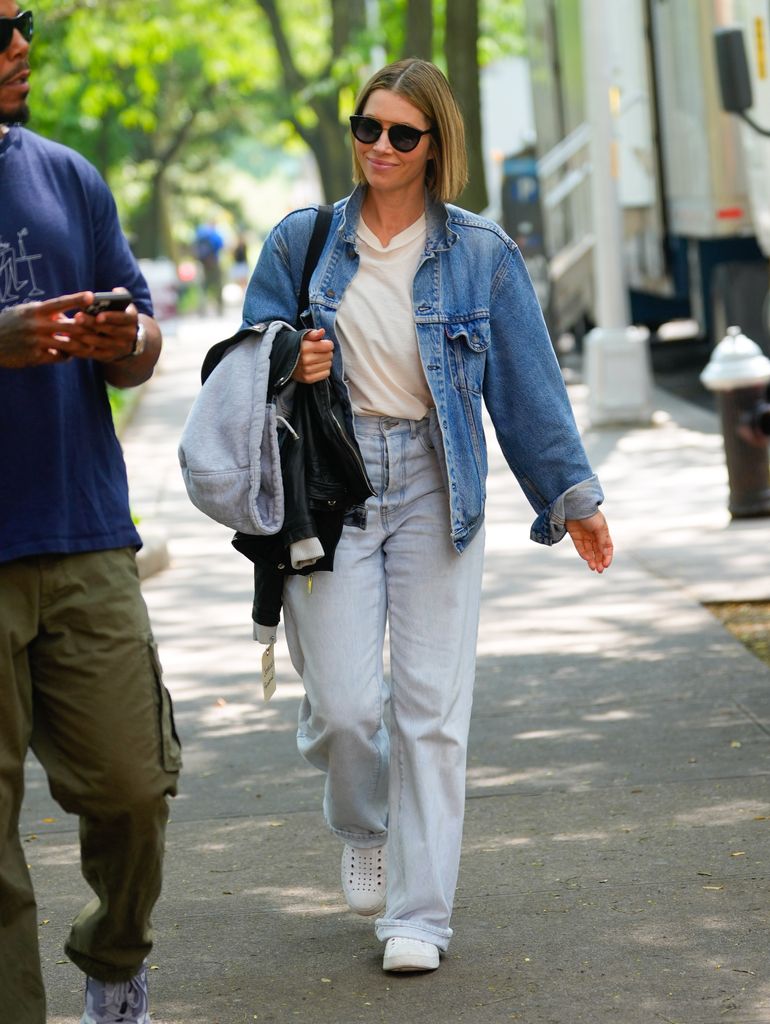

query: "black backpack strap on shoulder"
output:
297 203 334 327
198 204 334 384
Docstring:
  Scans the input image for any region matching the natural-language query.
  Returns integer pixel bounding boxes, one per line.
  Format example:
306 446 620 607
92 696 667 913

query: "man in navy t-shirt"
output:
0 7 181 1024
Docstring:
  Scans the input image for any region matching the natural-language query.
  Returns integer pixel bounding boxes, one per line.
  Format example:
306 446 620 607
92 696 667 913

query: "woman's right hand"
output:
292 328 334 383
565 510 614 573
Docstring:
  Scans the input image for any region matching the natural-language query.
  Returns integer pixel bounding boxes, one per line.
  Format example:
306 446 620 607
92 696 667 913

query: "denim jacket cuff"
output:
529 475 605 546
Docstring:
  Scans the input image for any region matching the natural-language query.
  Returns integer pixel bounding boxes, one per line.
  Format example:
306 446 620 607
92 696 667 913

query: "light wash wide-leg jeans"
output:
283 411 485 949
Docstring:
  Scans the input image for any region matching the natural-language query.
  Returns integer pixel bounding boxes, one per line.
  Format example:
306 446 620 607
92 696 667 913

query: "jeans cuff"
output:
375 917 452 950
328 826 388 847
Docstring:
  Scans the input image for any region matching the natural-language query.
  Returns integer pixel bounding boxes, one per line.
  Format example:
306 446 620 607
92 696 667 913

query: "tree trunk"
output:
127 92 204 258
331 0 366 54
130 169 171 259
255 0 366 204
403 0 433 59
445 0 488 212
95 116 112 182
304 95 356 201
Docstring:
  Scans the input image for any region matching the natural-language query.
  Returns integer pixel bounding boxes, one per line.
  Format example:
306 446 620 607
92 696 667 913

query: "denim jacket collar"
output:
339 185 458 253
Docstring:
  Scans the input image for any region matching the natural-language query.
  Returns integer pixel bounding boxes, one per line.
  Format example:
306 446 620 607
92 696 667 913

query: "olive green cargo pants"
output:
0 549 181 1024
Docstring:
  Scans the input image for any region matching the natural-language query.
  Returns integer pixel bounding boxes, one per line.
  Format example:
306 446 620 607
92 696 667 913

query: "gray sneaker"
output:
80 964 151 1024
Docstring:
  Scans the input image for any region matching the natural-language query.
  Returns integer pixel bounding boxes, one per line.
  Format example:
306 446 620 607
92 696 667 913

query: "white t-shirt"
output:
335 214 433 420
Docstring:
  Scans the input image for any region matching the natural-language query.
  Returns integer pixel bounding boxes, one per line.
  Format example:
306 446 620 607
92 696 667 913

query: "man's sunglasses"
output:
349 114 432 153
0 10 33 53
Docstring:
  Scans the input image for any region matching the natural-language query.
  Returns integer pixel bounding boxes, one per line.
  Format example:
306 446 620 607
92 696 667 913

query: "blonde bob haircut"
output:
350 59 469 204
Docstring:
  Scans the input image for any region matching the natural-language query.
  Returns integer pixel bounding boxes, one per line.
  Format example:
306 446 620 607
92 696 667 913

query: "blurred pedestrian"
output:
194 220 224 315
231 234 250 288
240 59 612 973
0 5 181 1022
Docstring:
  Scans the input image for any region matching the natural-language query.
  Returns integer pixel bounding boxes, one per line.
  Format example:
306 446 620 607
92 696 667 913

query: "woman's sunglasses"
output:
0 10 33 53
350 114 432 154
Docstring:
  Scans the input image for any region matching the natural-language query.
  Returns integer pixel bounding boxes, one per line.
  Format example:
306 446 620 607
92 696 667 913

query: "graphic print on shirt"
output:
0 228 44 304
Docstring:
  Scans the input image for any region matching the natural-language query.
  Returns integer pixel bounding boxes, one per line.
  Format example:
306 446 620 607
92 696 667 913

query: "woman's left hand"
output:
565 511 614 573
292 328 334 383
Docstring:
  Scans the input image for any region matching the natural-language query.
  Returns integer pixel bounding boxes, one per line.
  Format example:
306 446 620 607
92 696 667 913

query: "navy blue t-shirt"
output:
0 127 154 563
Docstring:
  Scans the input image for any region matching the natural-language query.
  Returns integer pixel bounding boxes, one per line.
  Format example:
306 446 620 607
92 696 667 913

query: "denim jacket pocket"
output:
445 319 490 395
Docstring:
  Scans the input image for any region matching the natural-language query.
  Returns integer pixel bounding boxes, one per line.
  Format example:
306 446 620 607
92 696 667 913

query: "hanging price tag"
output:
262 644 276 701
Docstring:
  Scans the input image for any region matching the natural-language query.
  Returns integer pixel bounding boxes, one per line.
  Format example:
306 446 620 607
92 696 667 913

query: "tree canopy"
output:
27 0 524 257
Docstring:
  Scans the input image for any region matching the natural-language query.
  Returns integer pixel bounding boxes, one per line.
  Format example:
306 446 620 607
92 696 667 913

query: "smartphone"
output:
84 292 133 315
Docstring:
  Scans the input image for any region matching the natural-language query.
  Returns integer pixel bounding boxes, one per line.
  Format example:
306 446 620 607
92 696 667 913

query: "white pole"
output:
582 0 629 329
581 0 653 425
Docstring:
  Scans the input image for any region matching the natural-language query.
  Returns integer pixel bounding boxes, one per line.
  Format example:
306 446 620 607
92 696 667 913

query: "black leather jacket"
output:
201 326 373 630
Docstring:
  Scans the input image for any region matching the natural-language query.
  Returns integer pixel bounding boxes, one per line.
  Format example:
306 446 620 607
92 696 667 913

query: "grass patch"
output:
108 384 142 437
705 602 770 667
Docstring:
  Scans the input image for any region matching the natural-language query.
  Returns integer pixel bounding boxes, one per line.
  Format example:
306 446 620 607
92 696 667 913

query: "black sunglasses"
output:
350 114 432 153
0 10 33 53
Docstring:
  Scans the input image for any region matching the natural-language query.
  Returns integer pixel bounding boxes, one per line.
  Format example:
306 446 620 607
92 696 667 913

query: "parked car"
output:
138 257 181 321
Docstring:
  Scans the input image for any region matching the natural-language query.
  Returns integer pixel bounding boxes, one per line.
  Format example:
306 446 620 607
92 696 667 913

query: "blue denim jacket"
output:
242 185 604 552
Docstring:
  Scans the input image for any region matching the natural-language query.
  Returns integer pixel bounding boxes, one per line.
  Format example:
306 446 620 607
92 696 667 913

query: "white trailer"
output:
515 0 770 356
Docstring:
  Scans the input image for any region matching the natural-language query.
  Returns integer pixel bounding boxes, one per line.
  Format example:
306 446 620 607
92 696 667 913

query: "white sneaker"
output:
383 937 440 972
341 842 386 916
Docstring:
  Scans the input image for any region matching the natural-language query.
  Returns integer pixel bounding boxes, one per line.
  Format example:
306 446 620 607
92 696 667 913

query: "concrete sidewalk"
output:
22 316 770 1023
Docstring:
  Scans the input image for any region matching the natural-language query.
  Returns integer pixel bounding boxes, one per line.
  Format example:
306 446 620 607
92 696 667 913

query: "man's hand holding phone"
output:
72 289 143 363
0 291 101 368
83 291 134 317
0 289 148 370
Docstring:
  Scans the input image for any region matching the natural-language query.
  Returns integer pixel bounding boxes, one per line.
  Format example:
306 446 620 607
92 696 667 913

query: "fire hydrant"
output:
700 325 770 517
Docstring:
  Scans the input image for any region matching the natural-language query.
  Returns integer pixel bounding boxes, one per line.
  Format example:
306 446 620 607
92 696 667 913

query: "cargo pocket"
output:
148 641 183 773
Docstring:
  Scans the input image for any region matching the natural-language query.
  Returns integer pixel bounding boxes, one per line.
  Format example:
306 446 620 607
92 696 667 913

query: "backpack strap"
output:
297 203 334 326
199 203 335 384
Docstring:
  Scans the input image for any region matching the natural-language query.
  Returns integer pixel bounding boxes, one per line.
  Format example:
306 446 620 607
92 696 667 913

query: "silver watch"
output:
117 321 147 360
133 321 147 357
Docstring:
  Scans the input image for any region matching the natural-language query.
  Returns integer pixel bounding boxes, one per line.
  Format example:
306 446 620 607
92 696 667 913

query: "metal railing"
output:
536 121 595 286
